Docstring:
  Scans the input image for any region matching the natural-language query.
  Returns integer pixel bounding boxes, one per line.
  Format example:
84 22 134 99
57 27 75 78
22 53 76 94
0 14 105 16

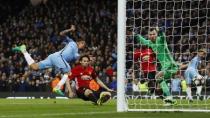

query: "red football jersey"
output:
134 48 156 73
69 65 98 89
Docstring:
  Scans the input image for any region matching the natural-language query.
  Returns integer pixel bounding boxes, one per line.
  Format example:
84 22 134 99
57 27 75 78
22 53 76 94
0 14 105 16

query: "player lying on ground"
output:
12 25 85 96
66 55 113 105
135 27 178 106
184 49 206 102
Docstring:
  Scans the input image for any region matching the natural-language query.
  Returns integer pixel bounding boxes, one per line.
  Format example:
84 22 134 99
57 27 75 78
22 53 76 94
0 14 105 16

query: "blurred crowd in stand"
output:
0 0 117 92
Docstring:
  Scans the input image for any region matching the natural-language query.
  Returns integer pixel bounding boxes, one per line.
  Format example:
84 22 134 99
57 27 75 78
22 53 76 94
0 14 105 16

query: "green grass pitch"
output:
0 99 210 118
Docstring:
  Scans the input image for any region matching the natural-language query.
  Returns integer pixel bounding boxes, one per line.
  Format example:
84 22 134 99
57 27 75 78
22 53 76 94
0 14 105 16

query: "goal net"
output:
117 0 210 112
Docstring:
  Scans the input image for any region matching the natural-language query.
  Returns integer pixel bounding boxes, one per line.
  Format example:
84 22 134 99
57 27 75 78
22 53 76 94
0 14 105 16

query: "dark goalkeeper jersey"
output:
135 32 178 70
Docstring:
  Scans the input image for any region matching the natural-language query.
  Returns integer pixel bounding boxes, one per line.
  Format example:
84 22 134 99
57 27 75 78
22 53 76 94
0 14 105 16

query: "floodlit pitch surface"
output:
0 99 209 118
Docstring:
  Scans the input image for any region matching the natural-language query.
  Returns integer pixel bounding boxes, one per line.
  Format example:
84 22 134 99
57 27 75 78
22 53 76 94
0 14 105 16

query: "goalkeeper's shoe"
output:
12 44 26 52
187 96 193 103
53 88 65 96
97 92 111 106
163 97 177 106
189 99 193 103
196 94 203 101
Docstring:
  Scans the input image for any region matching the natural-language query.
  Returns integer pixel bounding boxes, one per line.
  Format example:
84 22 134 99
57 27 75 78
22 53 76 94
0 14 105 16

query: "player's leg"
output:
97 91 111 105
51 55 71 96
84 89 98 104
156 66 178 105
146 71 156 95
196 83 203 100
186 85 193 102
55 73 69 88
155 85 164 99
155 71 171 97
12 44 39 70
196 85 203 96
53 72 70 96
162 66 178 105
193 73 204 100
184 70 193 102
75 87 98 104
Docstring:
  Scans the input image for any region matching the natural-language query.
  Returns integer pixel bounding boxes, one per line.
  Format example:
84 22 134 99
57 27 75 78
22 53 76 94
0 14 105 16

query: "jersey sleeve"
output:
65 36 74 43
135 34 152 46
61 36 74 45
68 67 79 80
72 45 80 61
91 69 98 80
157 31 166 43
74 53 80 60
134 49 141 61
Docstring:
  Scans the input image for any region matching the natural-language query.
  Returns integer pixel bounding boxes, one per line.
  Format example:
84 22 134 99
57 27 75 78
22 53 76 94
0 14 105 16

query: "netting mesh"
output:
125 0 210 111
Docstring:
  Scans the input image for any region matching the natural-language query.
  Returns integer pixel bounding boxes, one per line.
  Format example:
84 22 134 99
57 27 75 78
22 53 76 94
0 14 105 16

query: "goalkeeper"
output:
135 27 177 105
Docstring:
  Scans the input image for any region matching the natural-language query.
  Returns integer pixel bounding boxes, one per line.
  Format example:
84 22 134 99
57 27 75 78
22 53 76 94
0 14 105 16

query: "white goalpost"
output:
117 0 127 112
117 0 210 112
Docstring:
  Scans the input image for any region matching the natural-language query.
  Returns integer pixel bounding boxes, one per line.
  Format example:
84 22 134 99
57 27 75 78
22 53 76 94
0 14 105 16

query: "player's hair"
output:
79 55 90 61
149 28 156 32
148 27 159 35
198 49 207 53
76 37 85 42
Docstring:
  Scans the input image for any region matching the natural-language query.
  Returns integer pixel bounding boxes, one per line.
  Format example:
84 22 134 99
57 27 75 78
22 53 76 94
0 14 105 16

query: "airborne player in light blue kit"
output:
184 49 206 102
12 25 86 96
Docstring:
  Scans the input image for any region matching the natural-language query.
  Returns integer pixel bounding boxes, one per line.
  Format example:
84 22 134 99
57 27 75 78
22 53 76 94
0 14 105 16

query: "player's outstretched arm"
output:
179 63 189 70
96 77 114 92
134 34 151 46
156 26 166 41
59 25 76 36
66 79 75 98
